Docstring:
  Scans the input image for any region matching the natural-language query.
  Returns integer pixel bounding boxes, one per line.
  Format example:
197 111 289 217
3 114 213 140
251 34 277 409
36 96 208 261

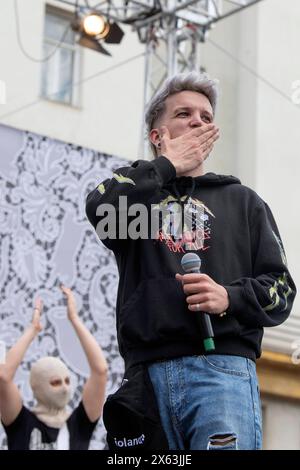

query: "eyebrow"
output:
173 106 213 118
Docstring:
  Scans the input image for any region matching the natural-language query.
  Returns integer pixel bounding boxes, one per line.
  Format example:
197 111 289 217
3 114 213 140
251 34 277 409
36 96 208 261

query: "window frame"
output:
40 4 81 107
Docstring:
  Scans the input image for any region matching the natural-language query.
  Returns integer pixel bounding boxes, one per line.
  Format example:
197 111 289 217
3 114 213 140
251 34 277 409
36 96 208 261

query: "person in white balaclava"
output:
0 287 108 450
30 356 72 429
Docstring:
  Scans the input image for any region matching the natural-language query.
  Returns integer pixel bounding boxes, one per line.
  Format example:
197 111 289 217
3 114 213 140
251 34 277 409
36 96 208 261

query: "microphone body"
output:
181 253 215 352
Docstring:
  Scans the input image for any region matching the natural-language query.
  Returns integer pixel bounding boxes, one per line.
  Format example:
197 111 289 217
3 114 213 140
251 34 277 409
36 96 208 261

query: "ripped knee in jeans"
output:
207 433 238 450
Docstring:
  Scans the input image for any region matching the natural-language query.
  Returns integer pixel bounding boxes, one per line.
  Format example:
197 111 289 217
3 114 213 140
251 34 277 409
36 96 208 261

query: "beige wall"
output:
201 11 240 177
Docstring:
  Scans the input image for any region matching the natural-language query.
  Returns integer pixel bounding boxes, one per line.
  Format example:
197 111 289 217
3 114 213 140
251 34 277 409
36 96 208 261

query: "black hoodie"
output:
86 156 296 368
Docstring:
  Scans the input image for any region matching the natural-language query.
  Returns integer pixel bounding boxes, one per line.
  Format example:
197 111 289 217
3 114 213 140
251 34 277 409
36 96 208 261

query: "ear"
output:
149 128 160 149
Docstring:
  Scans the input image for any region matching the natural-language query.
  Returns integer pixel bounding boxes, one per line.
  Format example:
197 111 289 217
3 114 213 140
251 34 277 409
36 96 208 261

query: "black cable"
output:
208 38 293 105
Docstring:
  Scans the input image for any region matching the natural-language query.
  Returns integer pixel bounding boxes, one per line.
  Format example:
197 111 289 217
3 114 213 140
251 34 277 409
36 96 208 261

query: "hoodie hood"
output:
172 172 240 191
165 173 241 219
193 172 241 186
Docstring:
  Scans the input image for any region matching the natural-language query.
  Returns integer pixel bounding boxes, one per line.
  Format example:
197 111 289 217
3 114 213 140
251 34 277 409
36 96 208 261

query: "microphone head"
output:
181 253 201 273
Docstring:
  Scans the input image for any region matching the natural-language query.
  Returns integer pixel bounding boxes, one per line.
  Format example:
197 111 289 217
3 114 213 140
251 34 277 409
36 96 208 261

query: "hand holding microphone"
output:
176 253 229 352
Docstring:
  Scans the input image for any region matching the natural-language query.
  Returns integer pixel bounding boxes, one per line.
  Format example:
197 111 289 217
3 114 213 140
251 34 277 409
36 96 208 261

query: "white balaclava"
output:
30 357 72 429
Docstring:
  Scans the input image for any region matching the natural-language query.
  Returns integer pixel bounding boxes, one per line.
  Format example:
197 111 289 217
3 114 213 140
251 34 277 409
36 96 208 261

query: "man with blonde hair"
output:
86 72 296 450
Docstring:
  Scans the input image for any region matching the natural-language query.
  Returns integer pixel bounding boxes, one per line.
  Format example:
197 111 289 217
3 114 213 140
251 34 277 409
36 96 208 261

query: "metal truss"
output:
57 1 263 89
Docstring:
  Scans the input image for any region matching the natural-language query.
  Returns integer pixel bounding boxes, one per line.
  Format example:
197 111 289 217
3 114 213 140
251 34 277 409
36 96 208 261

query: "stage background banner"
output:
0 123 126 450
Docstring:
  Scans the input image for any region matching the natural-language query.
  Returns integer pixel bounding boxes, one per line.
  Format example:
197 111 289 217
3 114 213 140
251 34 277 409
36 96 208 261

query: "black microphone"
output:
181 253 215 352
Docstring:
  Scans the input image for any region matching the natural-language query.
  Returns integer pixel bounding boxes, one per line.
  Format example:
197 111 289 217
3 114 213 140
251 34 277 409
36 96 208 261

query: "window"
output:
41 5 80 106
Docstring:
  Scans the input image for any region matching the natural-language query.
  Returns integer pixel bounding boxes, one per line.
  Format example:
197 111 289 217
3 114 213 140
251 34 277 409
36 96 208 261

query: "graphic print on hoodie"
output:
152 193 215 253
86 156 296 369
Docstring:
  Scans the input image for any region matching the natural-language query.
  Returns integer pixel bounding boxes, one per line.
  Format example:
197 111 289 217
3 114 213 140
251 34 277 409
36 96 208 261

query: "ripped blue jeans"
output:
148 355 262 450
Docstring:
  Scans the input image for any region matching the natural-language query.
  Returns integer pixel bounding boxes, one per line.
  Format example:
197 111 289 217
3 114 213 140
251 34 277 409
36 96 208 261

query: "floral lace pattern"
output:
0 124 126 449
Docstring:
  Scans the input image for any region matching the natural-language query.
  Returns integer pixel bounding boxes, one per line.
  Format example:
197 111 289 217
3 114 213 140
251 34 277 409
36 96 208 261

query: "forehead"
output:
164 90 212 114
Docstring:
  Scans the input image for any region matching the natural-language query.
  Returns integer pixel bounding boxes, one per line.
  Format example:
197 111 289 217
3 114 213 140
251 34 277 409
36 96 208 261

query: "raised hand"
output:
159 124 219 176
31 298 43 334
60 285 78 322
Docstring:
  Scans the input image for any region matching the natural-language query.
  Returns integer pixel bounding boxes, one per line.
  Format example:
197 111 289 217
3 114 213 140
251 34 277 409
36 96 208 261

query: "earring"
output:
157 142 161 148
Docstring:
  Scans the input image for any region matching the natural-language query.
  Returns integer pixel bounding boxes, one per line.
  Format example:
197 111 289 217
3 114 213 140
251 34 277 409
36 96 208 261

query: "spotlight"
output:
78 35 111 56
71 11 125 56
82 14 108 37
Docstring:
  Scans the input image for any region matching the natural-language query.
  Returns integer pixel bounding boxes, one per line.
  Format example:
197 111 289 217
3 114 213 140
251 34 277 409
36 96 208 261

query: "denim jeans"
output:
148 355 262 450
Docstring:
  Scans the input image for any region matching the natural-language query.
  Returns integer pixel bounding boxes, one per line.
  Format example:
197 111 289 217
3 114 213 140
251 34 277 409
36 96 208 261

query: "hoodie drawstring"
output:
171 178 196 241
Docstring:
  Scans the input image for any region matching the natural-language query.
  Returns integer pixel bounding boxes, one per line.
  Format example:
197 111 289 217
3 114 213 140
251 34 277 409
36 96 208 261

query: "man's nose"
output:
190 114 203 127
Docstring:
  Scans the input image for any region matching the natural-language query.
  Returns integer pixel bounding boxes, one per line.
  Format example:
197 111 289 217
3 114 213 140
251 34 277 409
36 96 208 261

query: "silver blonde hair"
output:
145 71 219 156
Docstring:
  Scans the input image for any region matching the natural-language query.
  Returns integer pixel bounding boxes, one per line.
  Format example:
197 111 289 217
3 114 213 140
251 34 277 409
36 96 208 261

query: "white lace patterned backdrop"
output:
0 123 126 450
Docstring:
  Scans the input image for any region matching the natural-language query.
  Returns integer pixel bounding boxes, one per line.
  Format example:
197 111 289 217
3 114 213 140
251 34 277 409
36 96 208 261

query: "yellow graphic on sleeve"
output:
113 173 136 185
272 230 287 266
264 273 293 312
97 183 106 194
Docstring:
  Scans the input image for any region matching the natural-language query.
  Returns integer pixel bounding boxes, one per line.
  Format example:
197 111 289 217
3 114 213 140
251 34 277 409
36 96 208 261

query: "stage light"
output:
78 35 111 56
71 9 124 56
83 14 107 37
